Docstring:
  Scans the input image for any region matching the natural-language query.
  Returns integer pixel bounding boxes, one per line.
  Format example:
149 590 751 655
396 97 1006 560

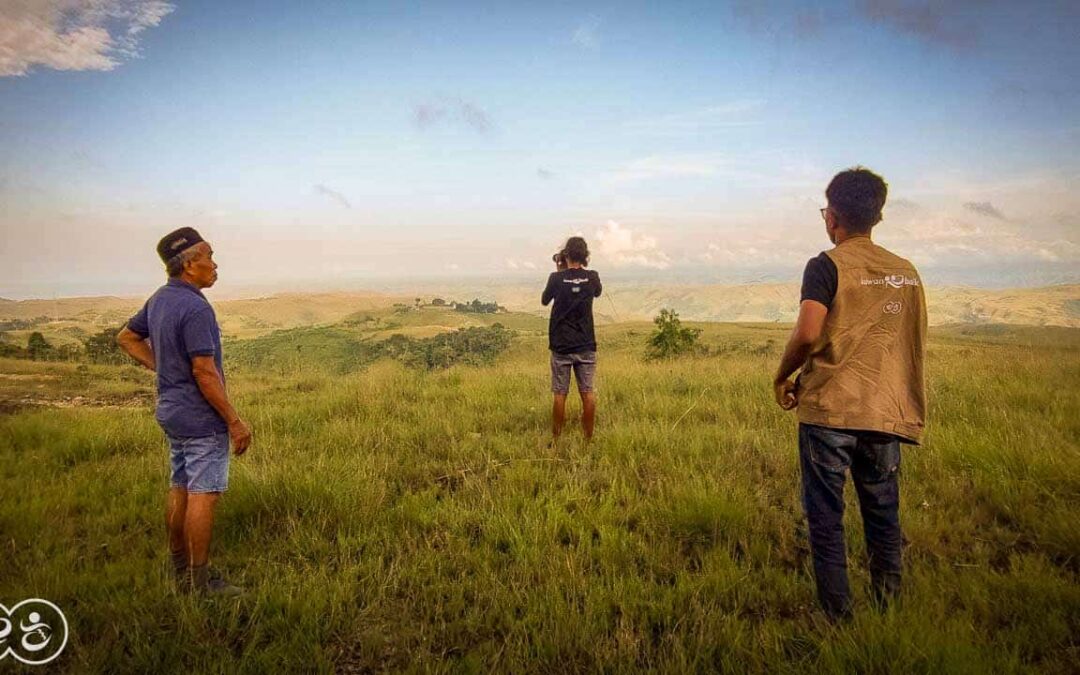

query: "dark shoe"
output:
169 550 188 589
172 565 189 589
190 564 245 597
870 570 901 611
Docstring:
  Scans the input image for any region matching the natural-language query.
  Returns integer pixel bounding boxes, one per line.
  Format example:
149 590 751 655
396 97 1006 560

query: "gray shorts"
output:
167 432 230 493
551 350 596 394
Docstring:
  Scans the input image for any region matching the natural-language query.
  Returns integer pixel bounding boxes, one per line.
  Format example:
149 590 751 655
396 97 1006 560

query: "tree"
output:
27 331 54 360
432 298 446 307
454 298 499 314
83 326 125 364
648 309 701 359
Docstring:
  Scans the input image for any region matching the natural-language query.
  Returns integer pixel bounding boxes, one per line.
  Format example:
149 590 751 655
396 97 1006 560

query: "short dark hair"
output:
563 236 589 265
165 247 198 277
826 167 888 234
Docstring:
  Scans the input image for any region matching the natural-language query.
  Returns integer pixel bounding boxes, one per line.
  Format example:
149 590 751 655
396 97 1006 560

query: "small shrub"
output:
647 309 701 359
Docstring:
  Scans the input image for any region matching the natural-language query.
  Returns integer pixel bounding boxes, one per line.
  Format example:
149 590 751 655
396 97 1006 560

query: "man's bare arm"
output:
191 355 252 454
773 300 829 408
116 327 155 370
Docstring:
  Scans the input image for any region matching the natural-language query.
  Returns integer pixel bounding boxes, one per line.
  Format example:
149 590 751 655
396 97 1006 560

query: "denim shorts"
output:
167 432 230 493
551 350 597 394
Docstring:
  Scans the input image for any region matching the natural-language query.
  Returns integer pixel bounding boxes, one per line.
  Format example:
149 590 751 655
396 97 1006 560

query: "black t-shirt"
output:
542 268 603 354
801 253 838 309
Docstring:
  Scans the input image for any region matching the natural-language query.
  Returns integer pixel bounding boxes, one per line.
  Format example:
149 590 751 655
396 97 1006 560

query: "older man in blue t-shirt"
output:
118 227 251 596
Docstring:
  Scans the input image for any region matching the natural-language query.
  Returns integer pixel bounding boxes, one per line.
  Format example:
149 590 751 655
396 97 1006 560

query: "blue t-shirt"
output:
127 278 228 438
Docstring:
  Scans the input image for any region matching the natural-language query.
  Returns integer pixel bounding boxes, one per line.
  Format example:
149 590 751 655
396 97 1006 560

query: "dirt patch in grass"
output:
0 373 60 381
0 393 152 413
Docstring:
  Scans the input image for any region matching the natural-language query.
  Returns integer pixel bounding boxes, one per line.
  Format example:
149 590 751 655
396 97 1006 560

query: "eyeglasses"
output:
819 207 829 222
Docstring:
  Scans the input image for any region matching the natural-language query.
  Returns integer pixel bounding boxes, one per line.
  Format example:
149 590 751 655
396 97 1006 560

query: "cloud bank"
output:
593 220 671 269
0 0 175 77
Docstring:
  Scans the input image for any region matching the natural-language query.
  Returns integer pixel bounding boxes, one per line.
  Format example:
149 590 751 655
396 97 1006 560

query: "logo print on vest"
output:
883 300 902 315
860 275 919 288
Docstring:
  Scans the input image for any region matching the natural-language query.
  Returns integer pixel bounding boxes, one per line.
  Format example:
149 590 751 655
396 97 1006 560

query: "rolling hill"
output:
1 282 1077 349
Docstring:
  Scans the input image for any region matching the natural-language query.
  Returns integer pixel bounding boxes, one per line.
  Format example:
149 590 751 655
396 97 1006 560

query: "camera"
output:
553 251 567 268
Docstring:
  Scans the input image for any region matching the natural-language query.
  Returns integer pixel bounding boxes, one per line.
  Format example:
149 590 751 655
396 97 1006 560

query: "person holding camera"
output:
541 236 602 442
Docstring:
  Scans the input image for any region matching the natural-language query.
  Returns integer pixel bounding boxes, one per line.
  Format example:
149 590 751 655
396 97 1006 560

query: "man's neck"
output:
567 263 584 270
174 275 204 290
834 231 871 246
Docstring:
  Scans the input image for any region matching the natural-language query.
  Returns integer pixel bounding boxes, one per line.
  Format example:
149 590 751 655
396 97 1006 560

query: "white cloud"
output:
878 207 1080 269
572 15 600 49
612 154 728 183
0 1 175 77
606 147 823 188
593 220 671 269
623 100 765 135
699 238 810 268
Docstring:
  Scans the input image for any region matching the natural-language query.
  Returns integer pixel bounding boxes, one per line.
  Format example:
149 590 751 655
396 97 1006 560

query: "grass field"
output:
1 316 1078 673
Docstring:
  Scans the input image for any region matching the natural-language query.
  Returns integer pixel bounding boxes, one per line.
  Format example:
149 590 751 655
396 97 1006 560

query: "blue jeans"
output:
167 432 230 493
799 423 902 618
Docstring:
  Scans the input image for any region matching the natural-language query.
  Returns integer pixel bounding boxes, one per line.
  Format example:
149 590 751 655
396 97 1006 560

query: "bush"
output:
83 326 126 364
27 331 54 360
390 324 514 370
647 309 701 359
0 340 26 358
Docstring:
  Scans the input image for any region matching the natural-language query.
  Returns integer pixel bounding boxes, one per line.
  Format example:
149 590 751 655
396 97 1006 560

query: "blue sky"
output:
1 0 1077 297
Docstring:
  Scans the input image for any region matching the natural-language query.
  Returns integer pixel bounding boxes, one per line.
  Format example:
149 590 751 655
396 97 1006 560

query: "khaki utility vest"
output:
797 237 927 443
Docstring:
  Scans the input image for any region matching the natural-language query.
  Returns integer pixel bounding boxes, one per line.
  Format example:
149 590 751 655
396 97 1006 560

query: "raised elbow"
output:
116 327 139 350
793 328 821 346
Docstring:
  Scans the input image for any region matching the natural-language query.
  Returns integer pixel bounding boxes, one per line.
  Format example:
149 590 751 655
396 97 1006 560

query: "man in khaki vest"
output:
773 167 927 620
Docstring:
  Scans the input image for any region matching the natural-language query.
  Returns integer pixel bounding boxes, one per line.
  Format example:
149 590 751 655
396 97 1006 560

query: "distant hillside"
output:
0 284 1076 339
0 292 410 341
434 282 1080 328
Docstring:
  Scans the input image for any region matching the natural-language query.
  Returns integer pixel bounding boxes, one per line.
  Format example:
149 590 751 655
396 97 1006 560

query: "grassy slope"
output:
0 322 1077 673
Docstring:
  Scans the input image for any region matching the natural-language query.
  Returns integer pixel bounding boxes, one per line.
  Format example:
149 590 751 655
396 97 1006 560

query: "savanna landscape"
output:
3 2 1080 672
1 292 1077 673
